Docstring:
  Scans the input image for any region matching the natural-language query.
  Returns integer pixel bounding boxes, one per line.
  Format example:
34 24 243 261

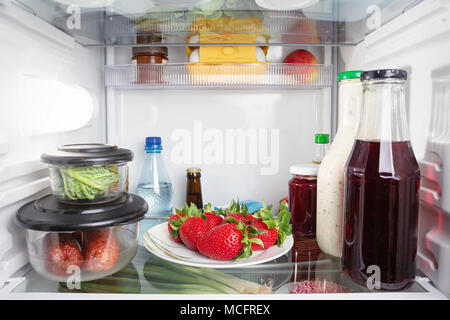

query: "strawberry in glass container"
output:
44 233 83 276
83 229 119 273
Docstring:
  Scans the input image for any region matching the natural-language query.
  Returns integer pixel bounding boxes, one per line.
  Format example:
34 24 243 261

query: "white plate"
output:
143 222 294 269
255 0 319 11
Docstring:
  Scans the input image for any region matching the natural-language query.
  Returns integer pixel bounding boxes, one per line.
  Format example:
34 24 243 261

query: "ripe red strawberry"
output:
197 221 266 261
246 214 256 223
168 203 202 243
168 212 185 243
204 212 223 230
197 223 245 260
179 216 208 251
250 218 278 251
253 200 292 248
221 213 248 225
202 203 223 231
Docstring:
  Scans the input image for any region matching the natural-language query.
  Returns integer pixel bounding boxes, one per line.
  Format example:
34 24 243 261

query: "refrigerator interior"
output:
0 0 449 298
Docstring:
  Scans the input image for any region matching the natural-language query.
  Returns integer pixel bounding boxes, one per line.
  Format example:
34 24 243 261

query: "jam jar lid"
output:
361 69 407 81
15 193 147 232
290 164 319 176
41 143 134 166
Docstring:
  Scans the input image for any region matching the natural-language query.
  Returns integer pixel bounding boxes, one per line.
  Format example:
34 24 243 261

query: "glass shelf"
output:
104 63 333 89
15 0 422 47
11 236 431 296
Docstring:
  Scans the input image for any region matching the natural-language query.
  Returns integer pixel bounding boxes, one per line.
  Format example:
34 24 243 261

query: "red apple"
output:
283 49 319 83
283 49 318 64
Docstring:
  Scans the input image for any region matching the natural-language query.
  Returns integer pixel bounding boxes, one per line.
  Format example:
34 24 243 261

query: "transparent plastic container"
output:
48 164 129 205
41 144 134 204
25 225 138 282
16 193 147 282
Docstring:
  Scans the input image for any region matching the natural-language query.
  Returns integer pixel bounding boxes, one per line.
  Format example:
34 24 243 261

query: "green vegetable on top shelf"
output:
54 165 120 201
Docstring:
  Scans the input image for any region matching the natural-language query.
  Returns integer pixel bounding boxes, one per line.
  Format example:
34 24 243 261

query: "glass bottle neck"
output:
357 79 410 142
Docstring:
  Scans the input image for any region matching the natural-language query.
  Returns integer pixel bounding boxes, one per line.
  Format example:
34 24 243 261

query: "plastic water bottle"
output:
136 137 174 242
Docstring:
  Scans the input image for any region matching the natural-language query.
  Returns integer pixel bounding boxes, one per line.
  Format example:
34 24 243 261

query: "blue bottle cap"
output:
146 137 162 147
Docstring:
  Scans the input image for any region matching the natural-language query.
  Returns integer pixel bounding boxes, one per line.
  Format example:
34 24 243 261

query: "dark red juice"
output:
289 175 317 238
342 140 420 290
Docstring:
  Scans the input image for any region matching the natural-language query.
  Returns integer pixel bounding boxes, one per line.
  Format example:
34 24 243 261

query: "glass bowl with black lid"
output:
15 193 147 282
41 144 133 204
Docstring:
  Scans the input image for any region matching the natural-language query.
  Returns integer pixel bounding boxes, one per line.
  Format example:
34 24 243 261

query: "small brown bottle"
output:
186 168 203 209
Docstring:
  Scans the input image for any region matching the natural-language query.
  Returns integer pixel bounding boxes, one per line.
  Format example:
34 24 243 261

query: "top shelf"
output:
16 0 421 47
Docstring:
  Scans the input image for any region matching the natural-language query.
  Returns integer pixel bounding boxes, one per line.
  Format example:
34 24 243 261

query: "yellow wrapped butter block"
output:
187 17 269 83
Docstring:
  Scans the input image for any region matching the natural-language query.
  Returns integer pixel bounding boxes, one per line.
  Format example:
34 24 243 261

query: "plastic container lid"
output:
290 164 319 176
315 134 330 144
15 193 148 232
361 69 407 81
338 70 365 82
41 144 134 166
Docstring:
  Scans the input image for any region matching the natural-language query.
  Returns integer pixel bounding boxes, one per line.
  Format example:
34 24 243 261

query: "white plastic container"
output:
316 71 364 258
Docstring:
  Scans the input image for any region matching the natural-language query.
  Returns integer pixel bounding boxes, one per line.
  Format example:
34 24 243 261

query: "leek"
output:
158 260 272 294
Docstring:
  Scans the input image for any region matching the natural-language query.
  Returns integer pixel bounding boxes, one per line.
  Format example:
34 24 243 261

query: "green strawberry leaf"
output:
234 243 253 261
277 201 292 236
225 216 240 225
247 225 268 236
169 219 183 230
203 203 213 212
277 230 287 246
170 230 179 238
248 238 264 248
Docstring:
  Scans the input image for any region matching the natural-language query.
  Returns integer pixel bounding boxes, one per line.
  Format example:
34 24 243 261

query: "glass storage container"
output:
15 194 147 282
41 144 134 204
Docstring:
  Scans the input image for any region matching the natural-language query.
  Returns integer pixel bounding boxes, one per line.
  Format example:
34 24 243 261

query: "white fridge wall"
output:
339 0 450 159
0 3 105 285
112 89 320 208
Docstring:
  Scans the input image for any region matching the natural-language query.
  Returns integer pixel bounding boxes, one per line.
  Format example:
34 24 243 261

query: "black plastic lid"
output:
41 144 134 166
15 193 148 232
361 69 407 81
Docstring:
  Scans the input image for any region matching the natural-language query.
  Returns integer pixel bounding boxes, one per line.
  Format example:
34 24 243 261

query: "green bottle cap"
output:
338 70 365 82
315 134 330 144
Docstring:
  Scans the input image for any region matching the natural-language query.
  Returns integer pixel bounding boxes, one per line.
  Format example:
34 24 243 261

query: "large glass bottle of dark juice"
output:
342 70 420 290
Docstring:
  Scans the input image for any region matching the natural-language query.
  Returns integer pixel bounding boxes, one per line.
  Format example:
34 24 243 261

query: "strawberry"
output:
250 218 278 251
203 203 223 231
204 212 223 230
168 203 202 244
179 216 208 251
246 214 256 223
218 200 254 225
252 200 292 248
197 221 266 261
221 213 248 225
168 212 185 243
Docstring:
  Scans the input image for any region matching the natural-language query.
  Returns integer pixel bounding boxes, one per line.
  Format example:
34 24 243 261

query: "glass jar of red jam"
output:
288 164 319 238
